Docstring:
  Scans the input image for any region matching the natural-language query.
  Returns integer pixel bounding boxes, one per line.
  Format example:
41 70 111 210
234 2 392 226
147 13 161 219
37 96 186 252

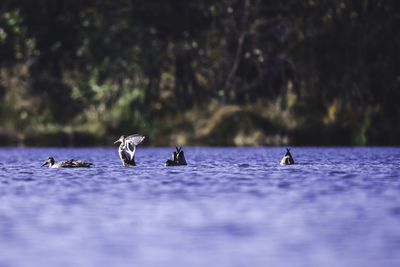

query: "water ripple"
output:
0 147 400 267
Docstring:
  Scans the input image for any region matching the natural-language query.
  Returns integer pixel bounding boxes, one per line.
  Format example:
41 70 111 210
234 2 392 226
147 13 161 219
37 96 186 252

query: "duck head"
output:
114 135 126 145
41 157 55 167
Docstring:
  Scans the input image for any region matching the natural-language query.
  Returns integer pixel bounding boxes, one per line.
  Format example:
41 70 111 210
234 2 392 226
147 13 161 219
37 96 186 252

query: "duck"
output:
165 146 187 166
280 148 295 165
41 157 93 168
114 134 145 166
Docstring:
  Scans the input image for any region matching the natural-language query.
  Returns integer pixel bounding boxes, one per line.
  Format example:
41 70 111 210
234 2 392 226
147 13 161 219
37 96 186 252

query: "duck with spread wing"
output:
114 134 145 166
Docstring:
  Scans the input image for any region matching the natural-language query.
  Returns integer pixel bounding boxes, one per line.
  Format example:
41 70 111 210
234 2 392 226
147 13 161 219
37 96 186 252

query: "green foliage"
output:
0 0 399 146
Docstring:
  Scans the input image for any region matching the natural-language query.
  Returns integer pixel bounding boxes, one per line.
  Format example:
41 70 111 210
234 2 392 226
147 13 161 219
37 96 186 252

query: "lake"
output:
0 147 400 267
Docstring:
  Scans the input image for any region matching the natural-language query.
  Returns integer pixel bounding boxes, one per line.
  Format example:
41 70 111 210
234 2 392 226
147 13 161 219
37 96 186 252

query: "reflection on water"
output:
0 147 400 267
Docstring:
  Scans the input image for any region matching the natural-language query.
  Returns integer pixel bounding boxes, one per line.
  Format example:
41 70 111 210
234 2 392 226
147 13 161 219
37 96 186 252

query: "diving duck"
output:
41 157 93 168
280 148 295 165
114 134 145 166
165 146 187 166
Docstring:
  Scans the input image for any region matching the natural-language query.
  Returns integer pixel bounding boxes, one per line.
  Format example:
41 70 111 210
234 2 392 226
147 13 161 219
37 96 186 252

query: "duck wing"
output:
74 160 92 167
125 134 145 146
52 160 75 168
125 134 145 160
66 159 93 167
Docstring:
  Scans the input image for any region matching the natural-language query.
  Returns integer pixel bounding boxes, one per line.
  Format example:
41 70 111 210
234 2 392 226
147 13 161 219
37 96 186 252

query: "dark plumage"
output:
165 146 187 166
280 148 295 165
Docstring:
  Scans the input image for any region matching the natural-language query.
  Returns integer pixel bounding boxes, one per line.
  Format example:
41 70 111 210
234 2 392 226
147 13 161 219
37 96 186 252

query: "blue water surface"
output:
0 147 400 267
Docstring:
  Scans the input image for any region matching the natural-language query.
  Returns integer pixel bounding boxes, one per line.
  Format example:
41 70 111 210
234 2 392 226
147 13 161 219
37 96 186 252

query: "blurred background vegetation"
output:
0 0 399 146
